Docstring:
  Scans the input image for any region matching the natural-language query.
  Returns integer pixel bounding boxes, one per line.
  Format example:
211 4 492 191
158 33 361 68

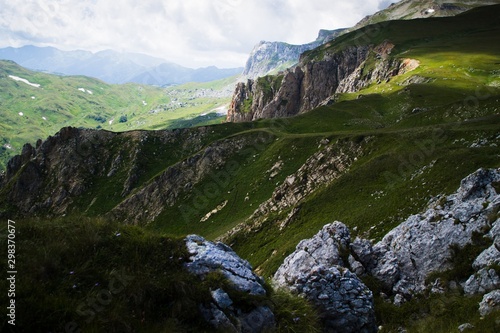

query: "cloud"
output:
0 0 401 68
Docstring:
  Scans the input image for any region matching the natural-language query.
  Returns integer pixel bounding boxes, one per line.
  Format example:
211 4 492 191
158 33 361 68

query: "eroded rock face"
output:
185 235 275 333
273 168 500 327
228 41 418 122
352 168 500 298
273 222 377 333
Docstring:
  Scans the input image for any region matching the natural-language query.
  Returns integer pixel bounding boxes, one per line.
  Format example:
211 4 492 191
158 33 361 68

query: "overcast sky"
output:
0 0 399 68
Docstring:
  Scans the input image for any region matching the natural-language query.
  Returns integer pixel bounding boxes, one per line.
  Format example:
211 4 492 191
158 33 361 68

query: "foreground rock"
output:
185 235 275 333
355 168 500 299
274 168 500 329
274 222 377 333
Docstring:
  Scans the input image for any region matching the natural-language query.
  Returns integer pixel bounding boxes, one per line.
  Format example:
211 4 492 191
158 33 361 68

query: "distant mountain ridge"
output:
242 29 346 79
0 45 242 86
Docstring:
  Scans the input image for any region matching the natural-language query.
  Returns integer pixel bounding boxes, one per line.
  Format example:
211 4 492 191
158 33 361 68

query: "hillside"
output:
349 0 500 31
0 60 233 169
1 3 500 333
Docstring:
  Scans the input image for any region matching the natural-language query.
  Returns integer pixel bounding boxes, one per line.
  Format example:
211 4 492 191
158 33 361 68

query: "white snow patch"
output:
9 75 40 88
18 112 24 116
42 116 47 121
31 96 36 99
109 119 114 125
78 88 93 95
142 100 147 106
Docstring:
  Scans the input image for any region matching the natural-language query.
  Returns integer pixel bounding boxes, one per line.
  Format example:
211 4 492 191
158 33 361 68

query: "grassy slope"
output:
0 61 232 169
0 218 320 332
1 5 500 333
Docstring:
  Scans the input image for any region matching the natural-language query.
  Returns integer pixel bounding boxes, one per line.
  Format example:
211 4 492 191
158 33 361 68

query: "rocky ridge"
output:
227 41 418 122
0 126 272 223
221 138 364 241
273 168 500 330
242 29 345 79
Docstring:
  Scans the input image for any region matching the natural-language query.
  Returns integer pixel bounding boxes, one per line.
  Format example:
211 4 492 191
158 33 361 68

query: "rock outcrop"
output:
221 138 364 242
273 168 500 328
273 222 376 333
479 290 500 317
185 235 275 333
227 41 418 122
0 126 273 223
353 168 500 299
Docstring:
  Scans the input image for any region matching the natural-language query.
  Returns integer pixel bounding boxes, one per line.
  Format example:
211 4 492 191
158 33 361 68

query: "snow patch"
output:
142 100 147 106
108 119 114 125
9 75 40 88
78 88 93 94
18 112 24 116
31 96 36 99
42 116 47 121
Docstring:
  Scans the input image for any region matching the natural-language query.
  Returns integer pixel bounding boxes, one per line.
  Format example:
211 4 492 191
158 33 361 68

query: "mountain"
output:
242 29 345 79
0 45 243 85
227 4 500 122
241 0 500 80
1 3 500 333
0 60 235 169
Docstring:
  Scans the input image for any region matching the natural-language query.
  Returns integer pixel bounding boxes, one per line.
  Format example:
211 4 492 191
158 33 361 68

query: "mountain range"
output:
0 45 242 86
1 1 500 332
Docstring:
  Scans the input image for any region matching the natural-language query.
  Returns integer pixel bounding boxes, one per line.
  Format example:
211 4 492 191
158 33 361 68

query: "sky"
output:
0 0 399 69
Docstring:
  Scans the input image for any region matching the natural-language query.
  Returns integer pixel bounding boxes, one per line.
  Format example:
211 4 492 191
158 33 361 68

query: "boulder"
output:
273 222 377 333
479 290 500 317
185 235 275 333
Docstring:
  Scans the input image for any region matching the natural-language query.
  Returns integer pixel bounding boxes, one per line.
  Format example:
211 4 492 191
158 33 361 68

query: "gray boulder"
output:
479 289 500 317
273 222 377 333
185 234 266 296
464 268 500 295
185 235 275 332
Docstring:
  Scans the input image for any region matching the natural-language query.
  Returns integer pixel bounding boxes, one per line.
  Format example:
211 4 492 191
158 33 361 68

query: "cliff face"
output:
242 29 345 79
227 41 418 122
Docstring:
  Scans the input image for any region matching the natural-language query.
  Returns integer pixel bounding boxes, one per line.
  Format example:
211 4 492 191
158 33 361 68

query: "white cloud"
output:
0 0 400 68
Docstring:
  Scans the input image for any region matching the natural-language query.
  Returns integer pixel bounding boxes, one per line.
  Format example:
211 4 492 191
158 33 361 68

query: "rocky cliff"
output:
242 29 345 79
227 41 418 122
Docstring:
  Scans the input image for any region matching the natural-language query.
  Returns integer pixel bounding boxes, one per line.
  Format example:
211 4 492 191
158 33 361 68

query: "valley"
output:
1 2 500 333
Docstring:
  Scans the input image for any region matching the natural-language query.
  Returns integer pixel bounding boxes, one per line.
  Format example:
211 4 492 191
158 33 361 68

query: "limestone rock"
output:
458 323 474 332
479 290 500 317
185 235 266 295
366 168 500 295
464 268 500 295
273 222 377 333
185 235 275 332
274 222 351 287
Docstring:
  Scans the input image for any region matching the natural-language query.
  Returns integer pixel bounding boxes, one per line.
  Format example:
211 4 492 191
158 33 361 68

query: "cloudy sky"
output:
0 0 398 68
